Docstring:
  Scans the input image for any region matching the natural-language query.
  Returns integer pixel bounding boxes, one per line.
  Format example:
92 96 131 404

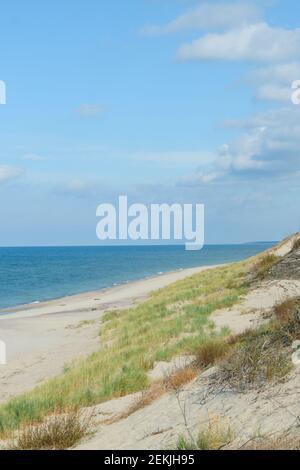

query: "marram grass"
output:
0 259 254 435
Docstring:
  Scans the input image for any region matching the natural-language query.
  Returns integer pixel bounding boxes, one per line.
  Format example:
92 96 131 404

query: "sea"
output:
0 243 274 309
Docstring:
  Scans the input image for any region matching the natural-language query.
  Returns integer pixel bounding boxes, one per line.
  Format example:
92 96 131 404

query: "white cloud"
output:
198 129 267 182
255 84 292 102
143 3 300 103
177 23 300 62
0 165 22 184
141 1 262 36
250 63 300 84
76 104 105 117
179 106 300 185
141 2 300 185
234 108 300 154
246 62 300 102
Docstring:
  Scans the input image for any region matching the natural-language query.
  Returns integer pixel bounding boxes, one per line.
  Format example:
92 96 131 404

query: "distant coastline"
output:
0 243 275 310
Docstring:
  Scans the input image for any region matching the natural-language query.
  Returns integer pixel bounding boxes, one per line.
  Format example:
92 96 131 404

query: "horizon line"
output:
0 241 277 249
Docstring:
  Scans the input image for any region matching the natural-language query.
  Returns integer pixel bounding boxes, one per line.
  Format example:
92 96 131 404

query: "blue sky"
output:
1 0 300 245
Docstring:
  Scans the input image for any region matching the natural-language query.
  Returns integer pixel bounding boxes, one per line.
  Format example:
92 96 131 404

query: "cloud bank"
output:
177 23 300 63
141 1 262 36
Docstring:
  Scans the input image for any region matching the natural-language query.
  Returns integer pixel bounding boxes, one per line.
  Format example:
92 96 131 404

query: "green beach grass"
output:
0 259 254 436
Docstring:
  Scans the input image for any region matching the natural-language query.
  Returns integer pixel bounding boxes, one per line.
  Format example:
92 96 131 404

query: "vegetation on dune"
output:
292 235 300 251
0 246 298 447
0 259 253 436
195 338 231 369
115 364 200 422
176 418 233 450
5 409 92 451
177 426 300 451
252 253 279 280
176 295 300 450
217 298 300 391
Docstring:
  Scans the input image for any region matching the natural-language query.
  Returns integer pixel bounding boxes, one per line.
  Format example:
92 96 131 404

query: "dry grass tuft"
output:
195 339 231 368
293 237 300 251
273 299 298 322
7 409 92 450
218 325 295 392
125 382 167 418
176 417 233 450
164 365 198 391
253 254 278 280
271 298 300 351
219 334 290 391
217 299 300 391
226 329 253 346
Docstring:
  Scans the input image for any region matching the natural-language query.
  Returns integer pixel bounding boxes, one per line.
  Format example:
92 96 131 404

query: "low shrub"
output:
253 254 278 280
6 409 92 450
195 339 231 368
176 419 232 450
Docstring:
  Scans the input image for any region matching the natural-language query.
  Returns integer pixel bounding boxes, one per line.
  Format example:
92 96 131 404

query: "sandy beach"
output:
2 234 300 450
0 264 219 404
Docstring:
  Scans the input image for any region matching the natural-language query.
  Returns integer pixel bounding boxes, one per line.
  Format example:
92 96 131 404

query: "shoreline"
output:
0 263 223 320
0 263 222 403
0 242 274 313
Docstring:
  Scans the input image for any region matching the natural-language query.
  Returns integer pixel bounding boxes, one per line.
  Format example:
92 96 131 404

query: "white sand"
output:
270 232 300 257
0 264 219 403
76 363 300 450
212 279 300 334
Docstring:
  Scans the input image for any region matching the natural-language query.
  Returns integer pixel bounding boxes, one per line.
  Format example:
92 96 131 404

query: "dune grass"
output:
0 259 253 436
293 237 300 251
6 409 92 450
217 299 300 391
195 338 231 368
176 418 233 450
252 253 279 280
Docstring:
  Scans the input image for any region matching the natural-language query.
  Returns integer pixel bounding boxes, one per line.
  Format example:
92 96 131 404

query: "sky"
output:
1 0 300 246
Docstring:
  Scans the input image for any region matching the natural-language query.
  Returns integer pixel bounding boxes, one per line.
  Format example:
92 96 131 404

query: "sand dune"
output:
0 265 219 403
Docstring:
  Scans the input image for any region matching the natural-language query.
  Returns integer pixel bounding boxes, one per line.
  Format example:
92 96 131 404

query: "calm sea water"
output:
0 244 274 309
